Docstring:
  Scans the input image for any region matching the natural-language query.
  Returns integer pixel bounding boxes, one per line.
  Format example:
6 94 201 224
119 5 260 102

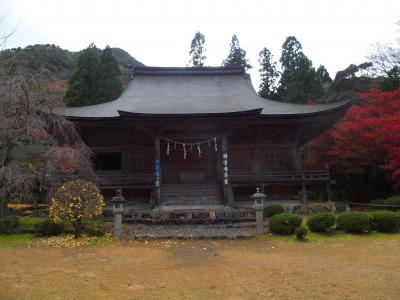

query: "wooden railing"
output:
230 170 329 183
95 173 155 187
54 172 155 188
55 170 328 188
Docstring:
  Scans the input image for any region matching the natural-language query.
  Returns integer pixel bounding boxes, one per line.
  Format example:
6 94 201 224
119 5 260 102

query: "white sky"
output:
1 0 399 87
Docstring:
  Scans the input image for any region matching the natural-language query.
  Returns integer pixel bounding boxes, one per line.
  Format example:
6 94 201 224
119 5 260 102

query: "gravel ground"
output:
121 222 258 239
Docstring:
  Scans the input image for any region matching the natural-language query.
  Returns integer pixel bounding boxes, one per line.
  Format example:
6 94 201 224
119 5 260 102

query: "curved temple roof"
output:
58 67 351 118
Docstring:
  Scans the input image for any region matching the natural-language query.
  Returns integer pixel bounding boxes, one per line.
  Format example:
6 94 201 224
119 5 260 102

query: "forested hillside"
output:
0 44 144 87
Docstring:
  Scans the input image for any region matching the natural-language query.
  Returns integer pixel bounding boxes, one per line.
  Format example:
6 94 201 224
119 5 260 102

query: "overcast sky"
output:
1 0 399 87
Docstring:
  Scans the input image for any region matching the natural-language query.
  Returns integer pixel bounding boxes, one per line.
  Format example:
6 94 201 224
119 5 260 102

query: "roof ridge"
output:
130 66 246 76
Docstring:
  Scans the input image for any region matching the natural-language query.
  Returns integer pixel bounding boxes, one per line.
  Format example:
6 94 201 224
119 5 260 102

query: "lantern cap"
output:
251 187 267 199
109 189 127 203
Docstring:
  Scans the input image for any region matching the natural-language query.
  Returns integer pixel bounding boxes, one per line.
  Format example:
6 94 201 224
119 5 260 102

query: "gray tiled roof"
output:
58 67 350 118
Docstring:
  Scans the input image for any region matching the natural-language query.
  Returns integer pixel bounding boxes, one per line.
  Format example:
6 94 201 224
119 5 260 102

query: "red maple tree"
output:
304 89 400 189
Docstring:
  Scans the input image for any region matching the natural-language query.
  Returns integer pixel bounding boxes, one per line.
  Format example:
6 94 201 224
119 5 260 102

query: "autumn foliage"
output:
304 89 400 190
50 180 104 238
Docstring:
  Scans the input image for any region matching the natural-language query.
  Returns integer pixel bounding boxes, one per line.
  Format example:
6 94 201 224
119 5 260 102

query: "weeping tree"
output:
0 68 96 216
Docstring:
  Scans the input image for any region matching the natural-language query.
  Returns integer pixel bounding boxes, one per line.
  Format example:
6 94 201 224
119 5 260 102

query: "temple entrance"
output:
161 140 218 184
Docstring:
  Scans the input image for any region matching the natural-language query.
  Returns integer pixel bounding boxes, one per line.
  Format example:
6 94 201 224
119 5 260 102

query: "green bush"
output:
83 219 106 237
371 211 400 233
307 213 336 232
294 227 308 240
263 205 285 218
34 219 65 236
336 212 372 233
384 195 400 207
0 216 20 234
268 213 302 235
19 217 46 233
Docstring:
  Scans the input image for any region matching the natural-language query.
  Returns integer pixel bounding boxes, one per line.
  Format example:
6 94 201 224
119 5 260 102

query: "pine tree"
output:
95 46 123 103
65 43 101 107
316 65 332 84
188 32 206 67
277 36 322 103
65 44 123 107
258 47 279 99
222 35 252 70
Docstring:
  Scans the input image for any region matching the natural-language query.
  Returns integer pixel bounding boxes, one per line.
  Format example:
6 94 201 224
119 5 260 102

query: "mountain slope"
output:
0 44 144 85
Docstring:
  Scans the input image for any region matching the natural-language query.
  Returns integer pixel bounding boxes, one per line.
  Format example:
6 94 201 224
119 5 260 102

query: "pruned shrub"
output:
307 213 336 232
336 212 372 233
371 211 400 233
264 205 285 218
384 195 400 207
0 216 19 234
268 213 302 235
50 180 105 238
34 219 65 236
295 227 308 240
83 219 106 237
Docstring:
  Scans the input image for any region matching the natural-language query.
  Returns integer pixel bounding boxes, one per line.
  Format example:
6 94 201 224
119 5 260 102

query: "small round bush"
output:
34 219 65 236
307 213 336 232
384 195 400 207
268 213 302 235
0 216 19 234
371 210 400 232
264 205 285 218
336 212 372 233
295 227 308 240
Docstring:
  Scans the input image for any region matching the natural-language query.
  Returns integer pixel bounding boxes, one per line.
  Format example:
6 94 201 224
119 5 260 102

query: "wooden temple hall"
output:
58 67 350 212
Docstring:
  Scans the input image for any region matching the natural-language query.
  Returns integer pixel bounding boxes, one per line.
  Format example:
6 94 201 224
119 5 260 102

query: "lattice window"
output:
128 148 154 170
262 148 291 172
229 148 253 171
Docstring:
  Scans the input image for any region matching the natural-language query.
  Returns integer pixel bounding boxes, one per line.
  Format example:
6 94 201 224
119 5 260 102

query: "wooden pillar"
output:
221 135 233 206
326 164 332 202
154 136 161 207
301 182 307 203
326 181 332 202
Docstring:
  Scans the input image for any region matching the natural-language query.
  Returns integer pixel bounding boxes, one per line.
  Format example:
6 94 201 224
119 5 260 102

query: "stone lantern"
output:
251 187 267 235
109 189 126 239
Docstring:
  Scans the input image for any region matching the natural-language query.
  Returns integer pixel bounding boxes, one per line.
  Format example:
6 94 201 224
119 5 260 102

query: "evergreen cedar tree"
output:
222 35 252 71
65 44 123 107
258 47 279 100
277 36 327 104
188 32 207 67
303 89 400 189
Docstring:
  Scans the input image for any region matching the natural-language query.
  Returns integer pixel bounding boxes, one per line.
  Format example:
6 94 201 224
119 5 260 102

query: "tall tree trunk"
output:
74 219 82 239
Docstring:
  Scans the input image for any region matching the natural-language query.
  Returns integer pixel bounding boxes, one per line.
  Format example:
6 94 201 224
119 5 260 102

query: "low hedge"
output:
264 205 285 218
82 219 106 237
307 213 336 232
384 195 400 207
371 211 400 232
268 213 302 235
336 212 372 233
0 216 19 234
34 219 66 236
294 227 308 240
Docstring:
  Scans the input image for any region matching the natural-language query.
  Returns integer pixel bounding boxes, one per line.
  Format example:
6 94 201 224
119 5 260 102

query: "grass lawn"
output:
0 232 400 299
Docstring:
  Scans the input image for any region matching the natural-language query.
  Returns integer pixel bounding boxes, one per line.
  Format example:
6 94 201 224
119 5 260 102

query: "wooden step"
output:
161 183 223 206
